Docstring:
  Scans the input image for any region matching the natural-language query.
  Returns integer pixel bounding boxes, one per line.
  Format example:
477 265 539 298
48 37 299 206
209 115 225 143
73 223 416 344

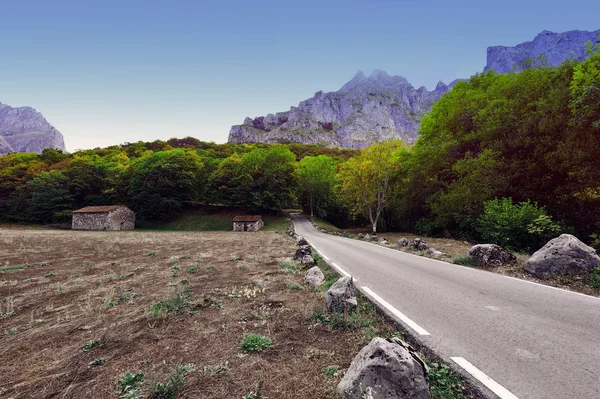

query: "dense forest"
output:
1 46 599 252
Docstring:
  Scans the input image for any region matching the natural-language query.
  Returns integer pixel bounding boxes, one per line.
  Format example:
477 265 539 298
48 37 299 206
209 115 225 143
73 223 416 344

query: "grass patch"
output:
116 371 145 398
588 267 600 290
89 358 107 366
83 336 106 352
279 259 299 275
149 292 190 319
453 256 476 266
201 361 230 374
288 284 303 291
240 333 272 353
427 360 467 399
0 264 28 272
149 363 195 399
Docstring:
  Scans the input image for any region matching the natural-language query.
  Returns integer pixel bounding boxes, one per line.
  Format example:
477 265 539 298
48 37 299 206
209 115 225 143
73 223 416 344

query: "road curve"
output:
292 214 600 399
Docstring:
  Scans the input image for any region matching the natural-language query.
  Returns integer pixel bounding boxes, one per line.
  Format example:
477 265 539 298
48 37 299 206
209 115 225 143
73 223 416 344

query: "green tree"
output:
26 170 73 223
297 155 337 218
128 149 204 220
338 140 407 234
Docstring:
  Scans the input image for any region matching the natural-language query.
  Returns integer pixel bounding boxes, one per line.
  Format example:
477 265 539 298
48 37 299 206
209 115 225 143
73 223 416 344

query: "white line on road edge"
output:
361 286 430 336
451 357 520 399
331 262 351 278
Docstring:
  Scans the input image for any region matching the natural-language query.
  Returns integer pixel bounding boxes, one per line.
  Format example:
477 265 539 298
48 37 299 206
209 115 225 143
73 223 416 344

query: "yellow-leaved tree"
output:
338 139 408 235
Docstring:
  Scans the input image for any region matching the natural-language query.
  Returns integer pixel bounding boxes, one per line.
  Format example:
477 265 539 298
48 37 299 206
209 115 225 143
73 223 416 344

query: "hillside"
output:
0 102 66 155
229 28 599 149
228 70 461 148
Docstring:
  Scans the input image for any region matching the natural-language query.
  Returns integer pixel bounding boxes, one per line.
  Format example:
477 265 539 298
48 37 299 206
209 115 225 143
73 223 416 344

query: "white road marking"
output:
451 357 520 399
361 286 430 336
331 262 351 278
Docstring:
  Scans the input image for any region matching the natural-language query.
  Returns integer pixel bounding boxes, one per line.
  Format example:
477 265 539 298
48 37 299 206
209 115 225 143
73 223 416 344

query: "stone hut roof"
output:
73 205 126 214
233 215 263 222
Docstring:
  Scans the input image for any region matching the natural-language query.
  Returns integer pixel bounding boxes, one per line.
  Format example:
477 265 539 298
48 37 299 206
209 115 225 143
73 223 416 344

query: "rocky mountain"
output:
0 102 66 155
229 70 462 148
229 29 598 149
485 29 599 73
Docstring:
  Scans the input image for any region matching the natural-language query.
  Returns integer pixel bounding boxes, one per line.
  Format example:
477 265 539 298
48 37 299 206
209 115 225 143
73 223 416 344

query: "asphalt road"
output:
292 214 600 399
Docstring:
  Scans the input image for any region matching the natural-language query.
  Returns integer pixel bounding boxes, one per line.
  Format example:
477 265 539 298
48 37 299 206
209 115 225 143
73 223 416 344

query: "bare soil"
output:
0 228 402 399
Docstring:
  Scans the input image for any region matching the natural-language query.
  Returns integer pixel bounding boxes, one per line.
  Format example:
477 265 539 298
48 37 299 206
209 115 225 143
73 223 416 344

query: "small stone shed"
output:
233 215 264 232
72 205 135 231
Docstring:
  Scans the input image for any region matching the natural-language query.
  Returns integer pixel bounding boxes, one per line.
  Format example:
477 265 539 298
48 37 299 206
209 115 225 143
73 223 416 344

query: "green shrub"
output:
477 198 562 252
588 267 600 290
242 382 266 399
240 333 272 352
426 360 466 399
453 257 476 266
116 371 145 398
149 363 195 399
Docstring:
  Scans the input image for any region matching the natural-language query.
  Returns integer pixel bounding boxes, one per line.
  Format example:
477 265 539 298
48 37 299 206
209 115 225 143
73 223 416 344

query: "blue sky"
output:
0 0 598 151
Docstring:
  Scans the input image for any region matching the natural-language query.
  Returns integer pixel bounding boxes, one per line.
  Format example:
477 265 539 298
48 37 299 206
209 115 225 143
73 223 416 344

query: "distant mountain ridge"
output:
0 102 66 155
485 29 599 74
229 70 463 148
229 28 599 148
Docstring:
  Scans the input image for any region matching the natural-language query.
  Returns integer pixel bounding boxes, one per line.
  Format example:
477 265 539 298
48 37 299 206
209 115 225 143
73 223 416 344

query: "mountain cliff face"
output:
485 29 599 73
229 29 599 149
0 102 66 155
229 70 461 148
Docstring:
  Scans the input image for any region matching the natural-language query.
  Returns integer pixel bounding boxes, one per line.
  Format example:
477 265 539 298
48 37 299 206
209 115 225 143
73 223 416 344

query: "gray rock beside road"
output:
525 234 600 277
427 248 446 259
468 244 516 268
410 238 428 251
301 254 315 267
325 276 357 312
396 237 409 247
338 337 431 399
294 245 312 260
296 235 308 246
305 266 325 286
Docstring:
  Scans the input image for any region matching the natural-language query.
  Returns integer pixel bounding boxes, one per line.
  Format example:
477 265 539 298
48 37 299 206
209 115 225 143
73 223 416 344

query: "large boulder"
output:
397 238 409 247
468 244 516 268
338 337 431 399
325 276 357 312
305 266 325 286
357 233 365 239
301 254 315 267
296 235 308 246
409 238 428 251
525 234 600 277
294 245 312 260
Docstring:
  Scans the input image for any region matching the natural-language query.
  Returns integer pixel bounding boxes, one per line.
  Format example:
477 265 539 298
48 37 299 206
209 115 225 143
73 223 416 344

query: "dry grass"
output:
0 228 401 399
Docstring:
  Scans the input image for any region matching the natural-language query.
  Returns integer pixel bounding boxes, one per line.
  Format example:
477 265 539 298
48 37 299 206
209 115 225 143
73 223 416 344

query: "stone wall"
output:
72 213 110 230
107 207 135 230
233 219 264 232
72 207 135 230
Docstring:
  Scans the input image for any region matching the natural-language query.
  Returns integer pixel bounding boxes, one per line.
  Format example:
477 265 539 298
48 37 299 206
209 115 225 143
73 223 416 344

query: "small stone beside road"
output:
397 237 409 247
338 337 432 399
325 276 357 312
427 247 445 258
468 244 516 268
301 254 315 266
410 238 429 251
525 234 600 277
294 244 312 260
304 266 325 286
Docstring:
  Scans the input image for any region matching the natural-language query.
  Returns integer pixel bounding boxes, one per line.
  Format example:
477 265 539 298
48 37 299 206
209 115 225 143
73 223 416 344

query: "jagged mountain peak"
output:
229 70 448 148
485 28 599 73
0 102 66 155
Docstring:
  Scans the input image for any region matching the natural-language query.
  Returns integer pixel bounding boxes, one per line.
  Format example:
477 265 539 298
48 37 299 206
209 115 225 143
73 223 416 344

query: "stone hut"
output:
72 206 135 231
233 215 264 232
